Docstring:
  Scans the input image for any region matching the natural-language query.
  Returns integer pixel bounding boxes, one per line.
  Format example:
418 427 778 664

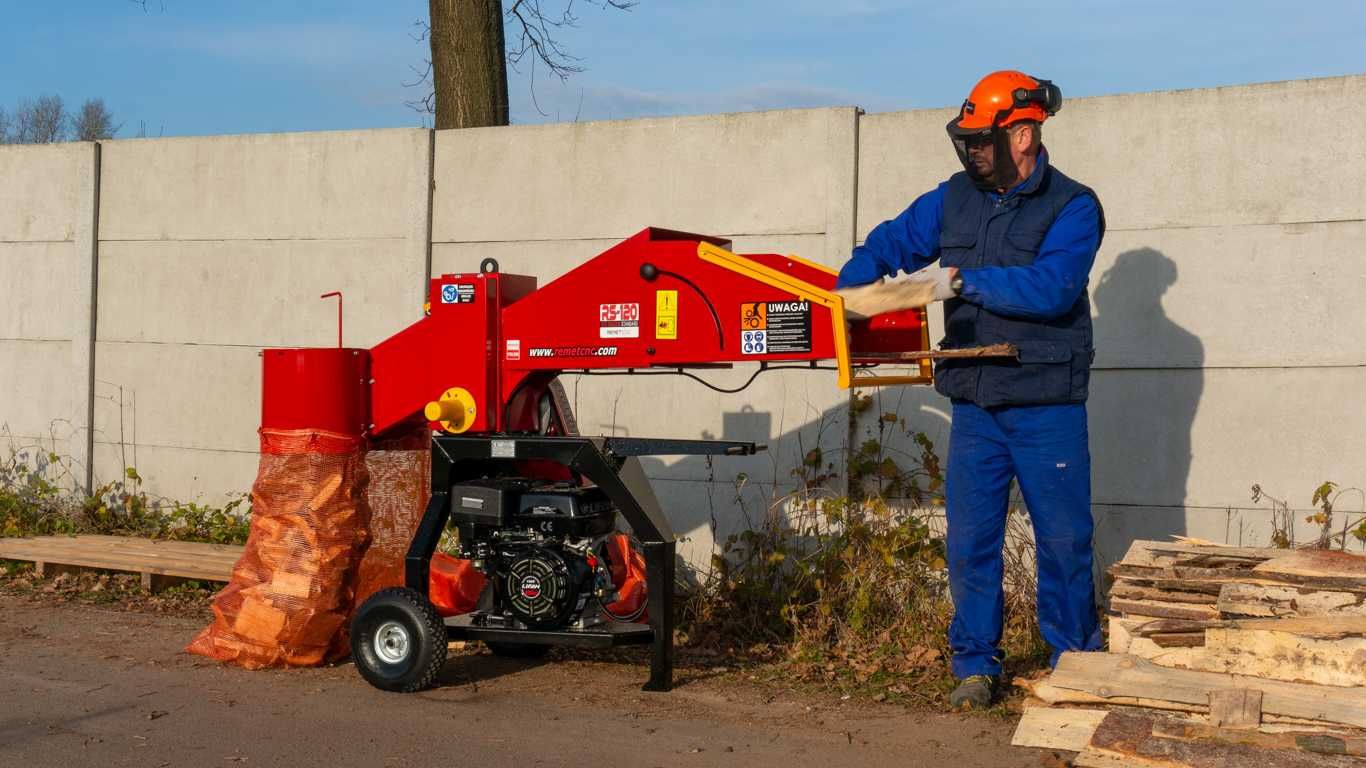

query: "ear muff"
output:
1012 78 1063 115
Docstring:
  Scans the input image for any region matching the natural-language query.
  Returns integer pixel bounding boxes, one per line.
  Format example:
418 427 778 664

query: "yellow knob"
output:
425 387 477 433
424 400 455 423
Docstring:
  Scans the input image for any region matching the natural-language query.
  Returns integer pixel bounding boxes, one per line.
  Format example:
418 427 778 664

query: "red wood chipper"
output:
260 228 941 693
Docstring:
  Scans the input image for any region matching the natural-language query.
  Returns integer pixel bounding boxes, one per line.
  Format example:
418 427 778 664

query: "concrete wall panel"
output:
0 143 96 483
0 143 88 242
92 441 257 505
0 340 76 441
97 240 424 349
1093 221 1366 369
98 129 432 241
432 108 858 264
1090 367 1366 511
1049 76 1366 231
92 343 261 456
0 242 78 340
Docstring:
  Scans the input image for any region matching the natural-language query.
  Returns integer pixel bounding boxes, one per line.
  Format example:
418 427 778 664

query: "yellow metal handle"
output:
424 387 477 433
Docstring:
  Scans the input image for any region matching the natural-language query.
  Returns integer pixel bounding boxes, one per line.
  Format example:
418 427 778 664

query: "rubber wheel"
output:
350 587 448 692
486 641 551 659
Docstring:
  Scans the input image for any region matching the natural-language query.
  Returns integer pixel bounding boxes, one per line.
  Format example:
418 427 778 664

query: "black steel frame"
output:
404 434 760 692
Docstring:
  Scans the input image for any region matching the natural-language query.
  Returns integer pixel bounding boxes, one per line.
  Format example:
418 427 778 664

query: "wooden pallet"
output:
0 534 242 591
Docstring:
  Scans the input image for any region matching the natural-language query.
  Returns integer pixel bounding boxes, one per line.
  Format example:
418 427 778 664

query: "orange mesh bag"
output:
352 431 486 618
187 429 370 669
352 432 432 607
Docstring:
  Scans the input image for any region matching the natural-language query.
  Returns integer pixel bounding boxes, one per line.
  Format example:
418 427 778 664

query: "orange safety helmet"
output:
946 71 1062 189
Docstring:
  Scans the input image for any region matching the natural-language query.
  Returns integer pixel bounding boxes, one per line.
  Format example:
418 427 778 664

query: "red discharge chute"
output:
601 533 648 621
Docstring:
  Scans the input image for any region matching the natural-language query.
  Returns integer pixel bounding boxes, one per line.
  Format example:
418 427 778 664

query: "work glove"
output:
907 264 958 302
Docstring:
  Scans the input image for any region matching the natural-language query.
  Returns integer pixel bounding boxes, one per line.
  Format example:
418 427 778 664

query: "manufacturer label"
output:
440 283 476 304
740 300 811 355
520 575 542 600
655 290 678 340
599 302 640 338
491 439 516 458
505 339 521 360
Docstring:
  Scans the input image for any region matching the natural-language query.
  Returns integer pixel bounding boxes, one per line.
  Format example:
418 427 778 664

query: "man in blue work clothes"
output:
837 71 1105 710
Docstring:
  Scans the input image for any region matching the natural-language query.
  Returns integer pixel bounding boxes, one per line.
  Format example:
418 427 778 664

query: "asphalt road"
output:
0 595 1039 767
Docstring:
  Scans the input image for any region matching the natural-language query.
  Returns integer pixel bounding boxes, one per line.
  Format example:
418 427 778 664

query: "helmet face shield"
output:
947 116 1021 191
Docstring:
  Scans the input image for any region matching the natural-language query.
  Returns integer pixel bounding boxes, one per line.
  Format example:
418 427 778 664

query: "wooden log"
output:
1110 563 1289 585
1209 689 1262 729
1108 615 1134 654
1088 710 1359 767
1153 720 1366 758
1111 575 1226 595
1146 542 1282 561
1150 632 1206 648
1113 618 1366 687
1111 598 1220 621
1202 626 1366 687
1111 583 1218 605
1232 615 1366 638
1010 706 1109 751
1119 632 1210 670
1126 615 1366 639
1218 583 1366 619
1129 618 1222 636
1048 653 1366 729
1072 747 1134 767
1121 540 1281 568
1255 549 1366 582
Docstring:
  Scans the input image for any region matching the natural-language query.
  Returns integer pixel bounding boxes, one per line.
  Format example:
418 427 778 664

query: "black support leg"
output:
641 540 675 692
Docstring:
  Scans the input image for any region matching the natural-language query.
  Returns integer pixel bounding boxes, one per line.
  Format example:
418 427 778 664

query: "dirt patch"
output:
0 591 1042 767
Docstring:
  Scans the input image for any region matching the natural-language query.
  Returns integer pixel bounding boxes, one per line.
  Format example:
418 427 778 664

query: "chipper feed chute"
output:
192 228 943 692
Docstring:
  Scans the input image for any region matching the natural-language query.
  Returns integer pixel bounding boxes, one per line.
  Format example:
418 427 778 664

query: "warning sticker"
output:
505 339 521 360
655 290 678 340
740 300 811 355
599 303 640 338
441 283 476 304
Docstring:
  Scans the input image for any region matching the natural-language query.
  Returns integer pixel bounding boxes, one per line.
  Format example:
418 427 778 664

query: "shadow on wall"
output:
630 396 851 578
627 385 951 580
1088 247 1205 566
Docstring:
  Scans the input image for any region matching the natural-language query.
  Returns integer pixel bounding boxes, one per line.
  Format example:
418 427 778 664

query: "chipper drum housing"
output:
260 228 944 693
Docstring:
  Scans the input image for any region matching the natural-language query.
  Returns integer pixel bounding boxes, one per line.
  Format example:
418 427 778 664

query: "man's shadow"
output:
1087 247 1204 567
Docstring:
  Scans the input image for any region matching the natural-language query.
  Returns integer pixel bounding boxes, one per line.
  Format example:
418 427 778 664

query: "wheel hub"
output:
373 620 411 664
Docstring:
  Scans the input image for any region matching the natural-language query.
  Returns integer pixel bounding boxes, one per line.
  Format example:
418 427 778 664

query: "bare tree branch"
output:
505 0 635 81
403 19 437 118
11 95 68 144
0 108 10 144
73 98 120 141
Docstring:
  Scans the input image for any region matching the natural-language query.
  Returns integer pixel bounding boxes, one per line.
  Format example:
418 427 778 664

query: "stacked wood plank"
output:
1014 540 1366 766
0 534 241 590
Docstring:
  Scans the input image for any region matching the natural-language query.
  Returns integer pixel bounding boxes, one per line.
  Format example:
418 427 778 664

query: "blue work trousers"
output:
945 401 1101 678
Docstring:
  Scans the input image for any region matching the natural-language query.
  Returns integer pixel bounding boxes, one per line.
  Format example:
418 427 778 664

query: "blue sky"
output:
2 1 1363 137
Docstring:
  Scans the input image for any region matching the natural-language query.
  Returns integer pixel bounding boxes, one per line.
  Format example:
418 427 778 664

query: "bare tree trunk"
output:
429 0 509 129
